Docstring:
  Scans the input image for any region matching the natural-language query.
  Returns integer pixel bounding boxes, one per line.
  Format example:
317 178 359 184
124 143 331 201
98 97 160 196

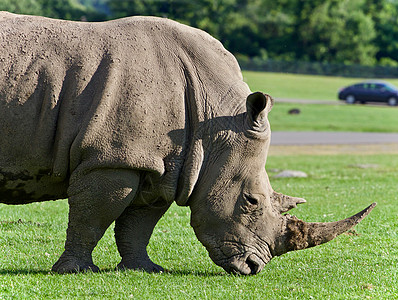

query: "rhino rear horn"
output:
276 203 376 255
271 191 307 213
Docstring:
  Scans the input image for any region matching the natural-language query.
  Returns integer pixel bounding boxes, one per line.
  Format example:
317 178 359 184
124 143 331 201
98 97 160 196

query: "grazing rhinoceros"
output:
0 12 375 275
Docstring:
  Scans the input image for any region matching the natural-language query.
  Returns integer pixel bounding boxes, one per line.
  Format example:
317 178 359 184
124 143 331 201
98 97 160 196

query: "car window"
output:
385 84 398 91
353 84 364 89
368 83 381 89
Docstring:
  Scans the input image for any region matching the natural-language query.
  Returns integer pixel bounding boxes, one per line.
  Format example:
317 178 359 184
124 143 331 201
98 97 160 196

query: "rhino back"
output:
0 13 248 204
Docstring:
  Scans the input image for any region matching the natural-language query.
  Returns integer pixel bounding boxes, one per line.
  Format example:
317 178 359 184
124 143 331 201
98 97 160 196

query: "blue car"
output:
338 81 398 106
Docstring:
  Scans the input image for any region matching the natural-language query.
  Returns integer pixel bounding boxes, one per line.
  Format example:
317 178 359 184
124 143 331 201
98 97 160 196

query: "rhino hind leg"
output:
52 169 140 274
115 200 171 273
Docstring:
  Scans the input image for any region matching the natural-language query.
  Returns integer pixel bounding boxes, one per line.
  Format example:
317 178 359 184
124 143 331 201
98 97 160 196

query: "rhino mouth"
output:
196 231 272 275
222 252 266 275
209 242 271 275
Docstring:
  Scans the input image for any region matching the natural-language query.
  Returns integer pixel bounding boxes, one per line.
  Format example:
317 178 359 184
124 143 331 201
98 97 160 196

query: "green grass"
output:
242 71 398 100
268 102 398 132
242 71 398 132
1 153 397 299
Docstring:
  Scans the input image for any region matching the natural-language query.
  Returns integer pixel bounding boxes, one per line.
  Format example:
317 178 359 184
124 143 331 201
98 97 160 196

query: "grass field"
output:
268 102 398 132
242 71 398 101
242 71 398 132
1 72 397 298
1 153 397 299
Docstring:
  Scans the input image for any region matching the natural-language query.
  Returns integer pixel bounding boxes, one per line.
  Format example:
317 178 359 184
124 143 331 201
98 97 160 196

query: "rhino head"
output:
177 92 375 275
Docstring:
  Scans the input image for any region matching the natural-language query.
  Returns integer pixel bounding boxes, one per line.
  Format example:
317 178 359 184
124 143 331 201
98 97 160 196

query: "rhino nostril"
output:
246 259 257 275
246 254 262 275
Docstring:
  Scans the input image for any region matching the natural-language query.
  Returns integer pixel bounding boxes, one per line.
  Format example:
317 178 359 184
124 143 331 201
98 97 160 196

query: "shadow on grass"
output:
164 269 228 277
98 267 228 277
0 269 52 275
0 267 230 277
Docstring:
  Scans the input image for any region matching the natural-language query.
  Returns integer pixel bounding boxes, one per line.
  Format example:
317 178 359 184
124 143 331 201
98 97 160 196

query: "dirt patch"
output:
269 143 398 156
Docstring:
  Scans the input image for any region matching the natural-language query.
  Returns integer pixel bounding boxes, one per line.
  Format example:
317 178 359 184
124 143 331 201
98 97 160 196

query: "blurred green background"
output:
3 0 398 69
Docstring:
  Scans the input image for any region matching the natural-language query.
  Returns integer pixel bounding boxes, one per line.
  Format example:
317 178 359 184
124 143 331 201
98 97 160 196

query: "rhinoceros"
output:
0 12 375 275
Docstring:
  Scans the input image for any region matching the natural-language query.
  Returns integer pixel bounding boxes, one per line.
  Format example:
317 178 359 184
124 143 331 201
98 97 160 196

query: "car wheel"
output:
387 97 397 106
345 95 355 104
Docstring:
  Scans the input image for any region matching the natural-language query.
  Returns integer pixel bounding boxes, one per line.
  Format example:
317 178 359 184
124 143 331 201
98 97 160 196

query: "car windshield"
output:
383 83 398 91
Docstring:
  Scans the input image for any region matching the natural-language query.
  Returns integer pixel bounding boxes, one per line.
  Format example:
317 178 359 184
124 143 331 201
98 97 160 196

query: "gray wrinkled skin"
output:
0 12 375 275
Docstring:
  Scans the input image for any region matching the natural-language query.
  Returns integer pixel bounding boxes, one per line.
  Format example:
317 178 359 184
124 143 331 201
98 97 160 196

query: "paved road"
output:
271 131 398 145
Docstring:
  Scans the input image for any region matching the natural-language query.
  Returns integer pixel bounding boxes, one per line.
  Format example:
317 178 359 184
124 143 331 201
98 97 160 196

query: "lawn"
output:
1 153 397 299
242 71 398 133
268 102 398 132
242 71 398 101
1 71 397 298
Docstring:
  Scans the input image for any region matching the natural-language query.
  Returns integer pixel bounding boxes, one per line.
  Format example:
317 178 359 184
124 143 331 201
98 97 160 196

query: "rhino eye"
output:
244 194 258 206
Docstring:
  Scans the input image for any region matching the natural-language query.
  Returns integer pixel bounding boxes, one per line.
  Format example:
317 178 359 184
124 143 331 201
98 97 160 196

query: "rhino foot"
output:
117 259 164 273
52 255 100 274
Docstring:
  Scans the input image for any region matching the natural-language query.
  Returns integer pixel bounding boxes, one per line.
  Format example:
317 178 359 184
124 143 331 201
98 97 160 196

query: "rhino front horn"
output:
276 203 376 255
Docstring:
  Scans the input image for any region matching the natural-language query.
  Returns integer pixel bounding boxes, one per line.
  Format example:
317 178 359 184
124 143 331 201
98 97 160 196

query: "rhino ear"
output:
246 92 272 132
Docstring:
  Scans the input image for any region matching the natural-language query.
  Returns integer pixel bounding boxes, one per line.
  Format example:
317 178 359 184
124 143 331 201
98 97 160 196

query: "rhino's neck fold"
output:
175 67 206 206
173 61 251 206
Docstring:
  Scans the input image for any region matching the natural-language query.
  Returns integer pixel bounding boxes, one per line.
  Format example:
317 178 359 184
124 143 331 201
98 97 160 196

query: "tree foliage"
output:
2 0 398 66
298 0 377 65
1 0 106 21
0 0 43 15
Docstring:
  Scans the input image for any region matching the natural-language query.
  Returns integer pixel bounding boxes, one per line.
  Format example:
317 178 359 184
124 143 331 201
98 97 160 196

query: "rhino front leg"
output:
115 200 171 272
52 169 140 274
